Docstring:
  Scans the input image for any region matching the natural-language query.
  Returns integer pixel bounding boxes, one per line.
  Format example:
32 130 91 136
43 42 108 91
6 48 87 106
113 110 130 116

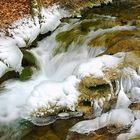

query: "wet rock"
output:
129 103 140 110
124 51 140 69
67 120 130 140
80 68 121 87
54 17 122 55
89 29 140 55
105 39 140 55
90 0 140 21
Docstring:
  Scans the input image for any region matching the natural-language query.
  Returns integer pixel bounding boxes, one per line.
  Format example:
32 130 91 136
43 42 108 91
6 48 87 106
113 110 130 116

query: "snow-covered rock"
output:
23 75 80 119
0 37 23 77
70 109 134 134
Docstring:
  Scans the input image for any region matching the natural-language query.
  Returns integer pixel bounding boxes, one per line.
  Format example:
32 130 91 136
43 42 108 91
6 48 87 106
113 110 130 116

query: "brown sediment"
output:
0 0 31 29
0 0 84 30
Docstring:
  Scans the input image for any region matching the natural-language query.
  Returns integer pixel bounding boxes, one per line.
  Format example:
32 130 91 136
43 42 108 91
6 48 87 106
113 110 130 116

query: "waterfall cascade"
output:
0 2 140 140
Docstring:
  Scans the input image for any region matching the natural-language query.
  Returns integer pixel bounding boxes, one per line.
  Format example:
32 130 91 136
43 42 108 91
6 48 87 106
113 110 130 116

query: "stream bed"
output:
0 1 140 140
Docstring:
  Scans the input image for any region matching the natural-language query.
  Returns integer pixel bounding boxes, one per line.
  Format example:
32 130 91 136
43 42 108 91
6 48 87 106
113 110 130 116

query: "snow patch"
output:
75 55 122 79
23 75 80 119
0 37 23 77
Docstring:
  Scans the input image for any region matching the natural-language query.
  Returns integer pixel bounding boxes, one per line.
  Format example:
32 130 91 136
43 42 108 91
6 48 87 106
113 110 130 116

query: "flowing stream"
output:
0 2 140 140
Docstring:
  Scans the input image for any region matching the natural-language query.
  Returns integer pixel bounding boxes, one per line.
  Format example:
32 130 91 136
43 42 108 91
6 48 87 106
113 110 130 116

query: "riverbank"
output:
0 0 30 29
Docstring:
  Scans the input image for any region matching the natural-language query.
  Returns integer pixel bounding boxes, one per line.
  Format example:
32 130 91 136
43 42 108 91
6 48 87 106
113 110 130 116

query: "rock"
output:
105 38 140 55
80 68 121 87
89 29 140 55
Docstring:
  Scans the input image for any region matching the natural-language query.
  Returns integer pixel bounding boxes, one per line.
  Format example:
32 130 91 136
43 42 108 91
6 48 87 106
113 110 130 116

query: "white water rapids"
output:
0 5 140 140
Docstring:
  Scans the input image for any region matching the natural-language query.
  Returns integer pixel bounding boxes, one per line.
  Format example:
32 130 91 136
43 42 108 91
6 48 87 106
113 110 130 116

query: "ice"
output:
116 120 140 140
122 67 140 90
116 80 131 108
116 133 129 140
131 87 140 102
0 75 46 123
130 120 140 134
133 111 140 119
71 109 134 134
7 5 68 48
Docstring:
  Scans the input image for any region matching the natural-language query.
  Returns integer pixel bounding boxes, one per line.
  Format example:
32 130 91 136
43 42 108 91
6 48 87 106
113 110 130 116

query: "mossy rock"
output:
54 30 85 55
124 51 140 69
105 38 140 55
19 67 33 81
0 71 19 84
21 50 37 67
89 0 140 21
89 29 139 48
78 81 115 100
77 79 117 116
80 68 121 88
129 102 140 110
88 29 140 55
54 18 121 55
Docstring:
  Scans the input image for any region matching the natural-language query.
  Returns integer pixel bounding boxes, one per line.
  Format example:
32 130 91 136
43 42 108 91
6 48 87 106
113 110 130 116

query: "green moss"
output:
54 18 121 55
0 71 19 84
0 50 37 83
54 28 86 55
19 67 33 81
54 20 100 54
21 50 37 67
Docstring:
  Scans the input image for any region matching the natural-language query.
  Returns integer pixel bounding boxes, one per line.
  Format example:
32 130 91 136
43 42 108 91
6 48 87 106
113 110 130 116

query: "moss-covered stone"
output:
54 18 122 55
88 0 140 21
19 67 33 81
88 29 140 55
105 38 140 55
0 71 19 84
21 50 37 67
89 29 139 48
80 68 121 88
78 81 115 101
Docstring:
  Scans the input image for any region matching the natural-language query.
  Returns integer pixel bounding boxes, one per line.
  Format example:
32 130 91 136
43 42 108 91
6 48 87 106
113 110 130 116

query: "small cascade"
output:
0 3 140 140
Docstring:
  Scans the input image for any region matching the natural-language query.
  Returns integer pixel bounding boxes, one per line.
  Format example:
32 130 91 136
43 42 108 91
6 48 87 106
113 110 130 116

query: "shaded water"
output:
0 1 140 140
